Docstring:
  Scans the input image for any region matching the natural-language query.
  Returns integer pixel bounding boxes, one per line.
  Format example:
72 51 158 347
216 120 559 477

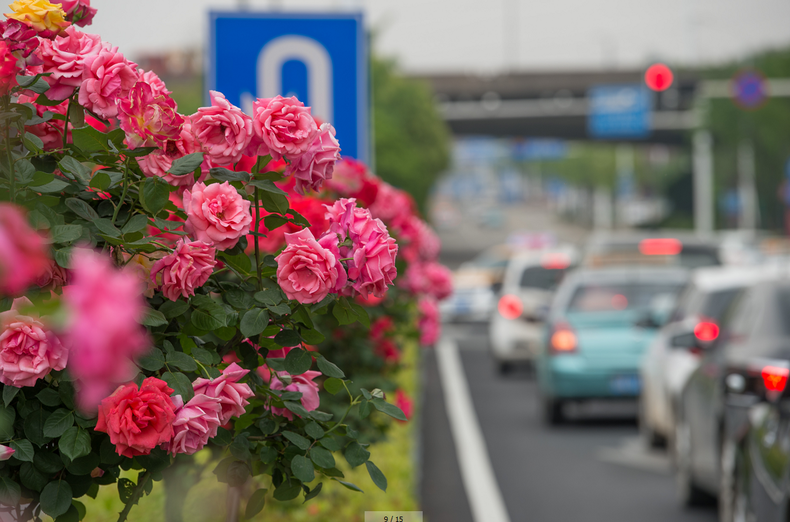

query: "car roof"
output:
691 264 790 291
569 266 689 284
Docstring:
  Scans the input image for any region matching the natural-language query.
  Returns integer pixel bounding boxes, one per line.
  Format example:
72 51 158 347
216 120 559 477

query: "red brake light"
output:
551 324 577 353
639 238 682 256
541 253 570 270
761 366 789 392
611 294 628 310
694 321 719 342
498 294 523 320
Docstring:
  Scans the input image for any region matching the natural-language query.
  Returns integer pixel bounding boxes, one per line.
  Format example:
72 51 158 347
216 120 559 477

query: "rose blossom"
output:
0 445 14 461
325 158 380 207
275 228 345 304
190 91 252 166
137 121 207 189
0 203 49 296
37 25 103 100
35 259 70 292
5 0 69 39
118 81 185 149
122 252 158 298
0 297 67 388
78 45 137 119
183 181 252 250
395 389 413 422
246 192 331 254
0 41 18 95
369 183 416 225
284 123 341 195
418 296 441 346
151 239 216 301
267 370 321 421
137 68 170 96
162 394 222 456
248 95 318 160
60 0 96 27
17 93 69 150
402 261 453 300
0 19 40 61
95 377 176 458
192 363 254 424
325 198 398 298
63 248 150 411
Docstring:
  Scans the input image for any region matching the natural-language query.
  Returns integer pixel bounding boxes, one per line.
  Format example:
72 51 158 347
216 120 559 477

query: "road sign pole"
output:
594 186 613 230
693 130 714 235
737 139 758 230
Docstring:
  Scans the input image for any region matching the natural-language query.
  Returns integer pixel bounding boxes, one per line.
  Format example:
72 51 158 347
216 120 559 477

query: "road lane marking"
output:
436 336 511 522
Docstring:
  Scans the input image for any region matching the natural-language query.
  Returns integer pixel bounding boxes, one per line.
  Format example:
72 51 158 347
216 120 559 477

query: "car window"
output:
567 282 684 313
726 290 761 340
775 289 790 336
700 288 741 321
520 267 567 290
678 248 720 269
670 284 700 322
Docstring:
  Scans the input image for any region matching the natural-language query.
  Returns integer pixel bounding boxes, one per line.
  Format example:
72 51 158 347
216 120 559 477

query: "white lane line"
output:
436 336 511 522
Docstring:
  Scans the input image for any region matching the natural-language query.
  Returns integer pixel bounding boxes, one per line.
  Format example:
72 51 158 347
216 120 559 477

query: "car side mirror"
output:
491 282 503 294
670 331 698 349
635 315 660 329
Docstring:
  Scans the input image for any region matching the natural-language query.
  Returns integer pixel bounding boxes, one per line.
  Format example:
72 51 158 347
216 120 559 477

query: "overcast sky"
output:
89 0 790 74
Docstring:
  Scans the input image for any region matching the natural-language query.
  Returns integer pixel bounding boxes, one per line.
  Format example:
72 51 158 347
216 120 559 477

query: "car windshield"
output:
568 281 685 313
520 267 567 290
701 288 741 320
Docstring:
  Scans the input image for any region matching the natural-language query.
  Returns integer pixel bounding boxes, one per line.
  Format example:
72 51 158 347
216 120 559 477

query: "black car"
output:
674 277 790 517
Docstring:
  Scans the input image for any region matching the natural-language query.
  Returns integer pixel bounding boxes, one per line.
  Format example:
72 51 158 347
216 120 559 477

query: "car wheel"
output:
673 417 711 506
639 396 665 449
542 396 564 425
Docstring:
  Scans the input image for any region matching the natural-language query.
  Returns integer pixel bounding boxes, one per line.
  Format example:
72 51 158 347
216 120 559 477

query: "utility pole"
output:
693 130 714 236
737 139 758 230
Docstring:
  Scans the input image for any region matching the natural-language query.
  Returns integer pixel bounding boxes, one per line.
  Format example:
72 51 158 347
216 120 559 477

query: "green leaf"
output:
58 427 91 461
71 126 111 153
281 431 310 451
284 349 312 376
0 477 21 506
163 372 194 402
344 442 370 468
10 439 34 462
3 385 20 407
21 76 50 94
359 400 371 419
309 446 335 469
318 437 341 452
0 404 16 440
51 224 83 243
41 480 73 518
92 218 121 237
274 329 300 347
121 146 157 157
14 159 35 185
160 299 189 319
284 401 309 418
32 178 70 193
349 303 370 328
43 409 74 438
248 179 287 195
240 308 269 338
254 288 282 307
259 190 290 215
166 351 197 372
137 349 165 371
332 479 363 493
88 171 111 191
273 481 302 502
20 462 48 492
316 357 345 379
212 428 232 446
299 328 325 344
58 157 91 184
35 450 65 473
303 481 323 503
140 177 171 215
370 398 408 421
117 478 135 503
245 488 268 519
365 461 387 492
219 251 252 274
24 408 50 446
141 308 168 327
332 301 358 326
229 436 251 460
209 167 250 182
323 378 344 395
36 388 61 407
58 503 81 522
264 214 288 231
191 309 225 331
168 153 204 176
304 422 324 440
121 214 149 235
191 346 215 365
290 455 315 483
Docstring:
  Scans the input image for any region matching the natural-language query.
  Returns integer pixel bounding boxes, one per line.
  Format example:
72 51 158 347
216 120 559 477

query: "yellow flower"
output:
5 0 69 37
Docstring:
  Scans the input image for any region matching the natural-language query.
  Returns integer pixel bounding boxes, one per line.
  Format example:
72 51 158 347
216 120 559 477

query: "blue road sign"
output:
587 84 651 139
731 69 767 110
207 11 368 162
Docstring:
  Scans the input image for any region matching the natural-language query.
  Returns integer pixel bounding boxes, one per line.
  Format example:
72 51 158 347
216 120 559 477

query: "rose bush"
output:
0 3 415 521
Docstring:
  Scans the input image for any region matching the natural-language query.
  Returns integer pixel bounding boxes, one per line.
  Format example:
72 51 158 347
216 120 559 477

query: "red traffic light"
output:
644 63 673 91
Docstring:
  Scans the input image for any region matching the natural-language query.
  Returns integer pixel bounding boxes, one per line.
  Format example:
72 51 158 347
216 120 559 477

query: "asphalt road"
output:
420 322 719 522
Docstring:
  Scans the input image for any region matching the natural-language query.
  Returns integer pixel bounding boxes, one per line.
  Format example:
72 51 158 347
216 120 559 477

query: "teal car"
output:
536 266 688 424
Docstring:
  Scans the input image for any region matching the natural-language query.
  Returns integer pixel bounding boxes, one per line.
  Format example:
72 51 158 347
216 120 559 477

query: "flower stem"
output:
62 97 71 149
2 95 15 202
117 471 151 522
112 159 131 224
252 156 265 291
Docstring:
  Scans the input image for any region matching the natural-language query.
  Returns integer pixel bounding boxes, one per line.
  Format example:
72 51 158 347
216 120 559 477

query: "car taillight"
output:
639 238 682 256
761 366 789 392
498 294 523 320
694 321 719 342
550 323 577 353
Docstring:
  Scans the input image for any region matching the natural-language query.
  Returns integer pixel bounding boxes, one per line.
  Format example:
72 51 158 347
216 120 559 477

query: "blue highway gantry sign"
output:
587 84 651 139
207 11 369 162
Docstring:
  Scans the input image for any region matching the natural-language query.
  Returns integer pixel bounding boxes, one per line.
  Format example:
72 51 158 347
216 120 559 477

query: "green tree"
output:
372 57 451 212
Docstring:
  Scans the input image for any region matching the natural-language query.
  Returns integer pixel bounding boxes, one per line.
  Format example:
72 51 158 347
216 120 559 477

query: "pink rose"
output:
38 26 103 100
418 297 441 346
190 91 253 166
63 248 150 411
267 370 321 421
284 123 341 195
0 203 50 296
0 445 14 461
137 68 170 96
0 297 68 388
0 19 40 61
60 0 96 27
16 93 68 150
151 239 216 301
325 199 398 298
402 261 453 300
394 215 440 264
122 252 158 299
117 81 185 149
183 181 252 251
192 363 254 424
369 183 416 225
248 95 318 160
137 121 207 189
78 45 137 119
35 259 70 292
395 389 412 423
0 41 18 95
95 377 176 458
275 229 345 304
162 394 222 456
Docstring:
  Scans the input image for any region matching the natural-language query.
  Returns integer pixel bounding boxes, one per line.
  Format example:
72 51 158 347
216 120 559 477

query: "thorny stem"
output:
252 156 265 291
116 471 151 522
111 159 131 224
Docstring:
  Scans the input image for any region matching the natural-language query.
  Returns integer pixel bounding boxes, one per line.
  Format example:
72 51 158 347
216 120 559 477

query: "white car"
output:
488 247 578 372
639 265 779 447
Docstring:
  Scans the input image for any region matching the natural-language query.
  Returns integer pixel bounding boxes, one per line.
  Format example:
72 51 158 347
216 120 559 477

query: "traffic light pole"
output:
693 130 714 236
